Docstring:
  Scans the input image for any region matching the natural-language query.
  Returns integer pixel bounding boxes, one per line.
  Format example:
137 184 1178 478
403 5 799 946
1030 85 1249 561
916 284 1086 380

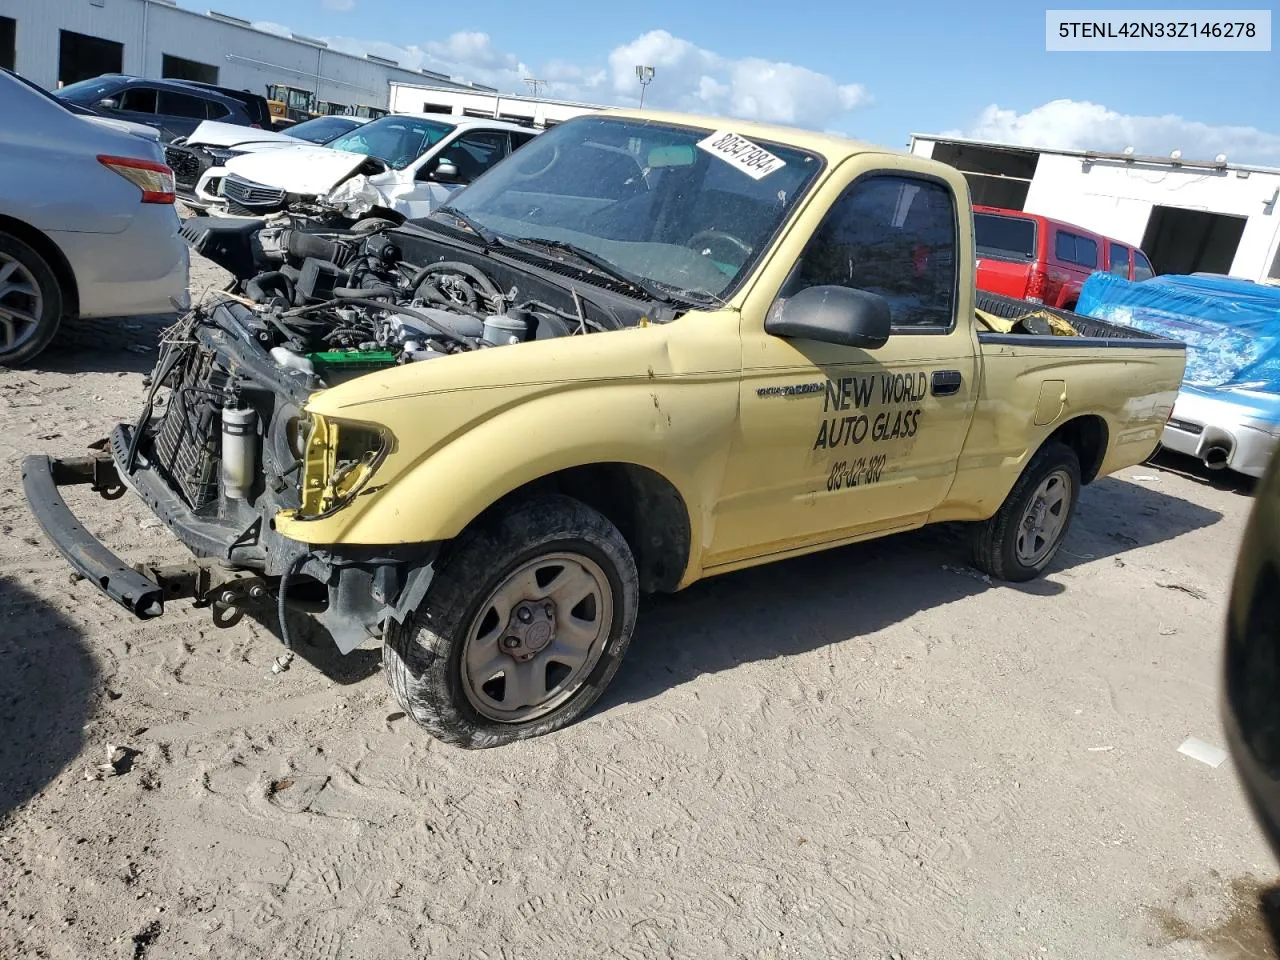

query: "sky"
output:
209 0 1278 162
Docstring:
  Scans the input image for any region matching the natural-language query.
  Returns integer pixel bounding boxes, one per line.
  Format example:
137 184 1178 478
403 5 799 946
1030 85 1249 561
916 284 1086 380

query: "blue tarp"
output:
1076 272 1280 390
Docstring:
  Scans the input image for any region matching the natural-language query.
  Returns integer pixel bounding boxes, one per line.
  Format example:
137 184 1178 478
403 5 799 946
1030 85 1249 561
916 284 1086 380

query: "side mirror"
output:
765 285 892 349
432 159 460 182
97 98 120 110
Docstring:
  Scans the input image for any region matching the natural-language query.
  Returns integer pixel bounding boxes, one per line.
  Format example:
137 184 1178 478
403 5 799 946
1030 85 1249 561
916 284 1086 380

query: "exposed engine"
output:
183 215 636 389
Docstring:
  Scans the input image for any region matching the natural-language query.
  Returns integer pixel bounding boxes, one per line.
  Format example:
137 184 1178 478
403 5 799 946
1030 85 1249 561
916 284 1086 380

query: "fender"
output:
274 376 740 560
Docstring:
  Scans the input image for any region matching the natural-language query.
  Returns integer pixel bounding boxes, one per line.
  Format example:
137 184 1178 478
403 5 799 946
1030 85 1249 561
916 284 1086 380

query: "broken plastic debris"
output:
1131 474 1160 482
1087 746 1115 753
1177 737 1228 768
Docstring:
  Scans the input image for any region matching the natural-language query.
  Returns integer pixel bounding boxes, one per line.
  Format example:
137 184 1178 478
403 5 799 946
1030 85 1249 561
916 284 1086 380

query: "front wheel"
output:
971 441 1081 582
383 495 639 748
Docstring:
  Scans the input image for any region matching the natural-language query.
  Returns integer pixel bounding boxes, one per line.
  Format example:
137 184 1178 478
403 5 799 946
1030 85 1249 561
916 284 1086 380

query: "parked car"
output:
54 74 271 142
0 68 188 365
24 109 1185 747
973 205 1156 309
166 115 368 208
193 114 538 223
1077 271 1280 477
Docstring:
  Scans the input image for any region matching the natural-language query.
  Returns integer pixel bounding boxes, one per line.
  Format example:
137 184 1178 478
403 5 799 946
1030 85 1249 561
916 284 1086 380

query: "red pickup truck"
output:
973 206 1155 309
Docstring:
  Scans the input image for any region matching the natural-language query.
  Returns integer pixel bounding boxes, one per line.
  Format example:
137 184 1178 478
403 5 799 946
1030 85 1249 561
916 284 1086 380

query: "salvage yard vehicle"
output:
0 68 188 366
23 110 1185 747
974 206 1156 310
192 114 538 224
166 116 368 209
55 74 272 142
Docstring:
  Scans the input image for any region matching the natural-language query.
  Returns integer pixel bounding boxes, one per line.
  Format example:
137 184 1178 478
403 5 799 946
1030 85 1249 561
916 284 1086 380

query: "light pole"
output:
524 78 546 98
635 65 655 108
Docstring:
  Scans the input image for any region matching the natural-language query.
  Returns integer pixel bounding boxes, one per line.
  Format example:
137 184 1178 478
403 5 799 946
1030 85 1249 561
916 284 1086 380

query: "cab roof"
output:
593 107 901 165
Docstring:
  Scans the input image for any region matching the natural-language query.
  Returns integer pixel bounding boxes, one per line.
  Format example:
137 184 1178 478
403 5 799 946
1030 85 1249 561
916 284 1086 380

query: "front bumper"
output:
21 454 168 618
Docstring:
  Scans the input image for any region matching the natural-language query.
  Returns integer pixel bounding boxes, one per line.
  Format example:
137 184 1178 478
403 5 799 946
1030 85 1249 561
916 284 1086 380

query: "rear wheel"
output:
972 441 1081 582
383 495 639 748
0 232 64 367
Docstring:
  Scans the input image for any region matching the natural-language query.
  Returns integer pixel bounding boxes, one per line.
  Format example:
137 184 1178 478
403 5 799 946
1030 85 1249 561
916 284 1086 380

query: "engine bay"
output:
182 214 676 389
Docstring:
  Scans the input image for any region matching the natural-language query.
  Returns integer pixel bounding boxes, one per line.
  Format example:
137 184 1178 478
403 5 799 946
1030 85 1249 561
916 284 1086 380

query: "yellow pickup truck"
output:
23 110 1185 747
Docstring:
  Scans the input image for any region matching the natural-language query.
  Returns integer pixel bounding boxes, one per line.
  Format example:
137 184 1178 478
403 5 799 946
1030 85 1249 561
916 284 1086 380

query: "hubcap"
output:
1016 469 1073 566
461 552 612 723
0 254 43 357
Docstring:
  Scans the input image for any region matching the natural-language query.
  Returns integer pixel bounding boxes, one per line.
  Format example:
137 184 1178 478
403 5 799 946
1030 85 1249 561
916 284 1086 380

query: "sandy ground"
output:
1 251 1278 960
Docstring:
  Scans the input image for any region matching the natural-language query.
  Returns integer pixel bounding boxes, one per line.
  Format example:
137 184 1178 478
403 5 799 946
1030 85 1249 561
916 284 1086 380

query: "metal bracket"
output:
131 560 273 612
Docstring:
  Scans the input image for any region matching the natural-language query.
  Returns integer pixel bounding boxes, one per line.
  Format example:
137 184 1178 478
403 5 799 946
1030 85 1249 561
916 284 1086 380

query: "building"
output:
389 82 603 128
0 0 497 114
910 133 1280 283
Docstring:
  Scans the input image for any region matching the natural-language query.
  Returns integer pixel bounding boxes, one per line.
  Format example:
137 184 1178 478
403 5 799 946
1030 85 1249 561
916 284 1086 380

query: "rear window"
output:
1134 250 1155 281
1054 230 1099 268
974 213 1036 262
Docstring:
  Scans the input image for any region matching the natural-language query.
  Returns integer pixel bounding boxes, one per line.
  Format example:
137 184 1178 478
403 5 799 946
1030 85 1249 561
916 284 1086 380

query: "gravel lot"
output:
1 251 1277 959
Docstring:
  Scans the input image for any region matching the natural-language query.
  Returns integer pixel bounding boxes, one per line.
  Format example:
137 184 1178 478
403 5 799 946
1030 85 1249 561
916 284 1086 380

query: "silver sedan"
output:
0 69 189 365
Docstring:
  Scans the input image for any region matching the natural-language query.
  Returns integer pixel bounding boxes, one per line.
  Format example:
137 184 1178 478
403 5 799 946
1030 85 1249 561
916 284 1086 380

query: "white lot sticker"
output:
696 130 787 180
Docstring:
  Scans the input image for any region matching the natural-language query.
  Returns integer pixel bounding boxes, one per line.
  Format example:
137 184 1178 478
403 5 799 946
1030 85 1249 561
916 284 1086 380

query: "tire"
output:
383 494 640 748
0 231 64 367
971 441 1081 582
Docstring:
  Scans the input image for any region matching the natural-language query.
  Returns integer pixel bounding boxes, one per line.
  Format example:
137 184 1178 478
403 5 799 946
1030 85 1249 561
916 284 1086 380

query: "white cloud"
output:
956 99 1280 165
251 21 294 38
607 31 869 127
250 25 869 131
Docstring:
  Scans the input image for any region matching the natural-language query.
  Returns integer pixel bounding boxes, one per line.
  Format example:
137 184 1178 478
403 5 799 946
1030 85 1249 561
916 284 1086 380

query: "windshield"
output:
287 115 363 144
54 76 123 105
438 116 823 300
325 115 454 169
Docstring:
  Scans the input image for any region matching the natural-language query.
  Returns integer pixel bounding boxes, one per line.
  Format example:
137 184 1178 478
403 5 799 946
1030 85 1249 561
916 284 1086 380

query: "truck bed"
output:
975 291 1179 348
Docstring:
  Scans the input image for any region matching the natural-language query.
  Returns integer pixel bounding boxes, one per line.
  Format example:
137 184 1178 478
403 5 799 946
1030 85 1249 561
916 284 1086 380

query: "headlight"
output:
296 414 393 519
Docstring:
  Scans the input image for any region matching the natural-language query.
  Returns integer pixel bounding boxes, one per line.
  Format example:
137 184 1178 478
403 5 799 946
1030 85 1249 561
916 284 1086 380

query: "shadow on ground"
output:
245 606 382 686
1147 448 1258 497
0 576 98 820
33 314 176 376
604 473 1223 712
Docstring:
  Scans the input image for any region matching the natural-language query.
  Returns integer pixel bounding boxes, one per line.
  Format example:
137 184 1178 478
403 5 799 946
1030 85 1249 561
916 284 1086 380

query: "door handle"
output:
931 370 962 397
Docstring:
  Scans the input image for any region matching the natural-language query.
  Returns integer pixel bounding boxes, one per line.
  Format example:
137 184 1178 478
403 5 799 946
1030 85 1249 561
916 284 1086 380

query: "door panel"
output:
706 162 980 568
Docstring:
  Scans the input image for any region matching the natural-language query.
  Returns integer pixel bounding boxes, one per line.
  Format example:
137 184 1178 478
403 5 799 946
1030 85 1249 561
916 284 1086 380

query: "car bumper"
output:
51 206 189 318
1160 388 1280 478
20 454 167 618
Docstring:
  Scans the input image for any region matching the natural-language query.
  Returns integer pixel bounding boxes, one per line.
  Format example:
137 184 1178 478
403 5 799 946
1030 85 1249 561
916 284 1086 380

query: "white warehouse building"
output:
0 0 495 112
910 134 1280 284
388 82 603 128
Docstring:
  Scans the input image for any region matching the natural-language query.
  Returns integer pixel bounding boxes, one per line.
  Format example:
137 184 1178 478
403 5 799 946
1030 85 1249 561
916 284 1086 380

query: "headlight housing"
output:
296 414 393 520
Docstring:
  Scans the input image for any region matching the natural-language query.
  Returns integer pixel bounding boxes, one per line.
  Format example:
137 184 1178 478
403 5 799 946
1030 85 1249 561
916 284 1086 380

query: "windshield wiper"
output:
498 236 677 305
431 205 497 246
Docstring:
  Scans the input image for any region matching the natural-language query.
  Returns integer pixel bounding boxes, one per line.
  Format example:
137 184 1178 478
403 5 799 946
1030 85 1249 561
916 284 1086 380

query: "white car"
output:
193 114 538 222
166 115 368 209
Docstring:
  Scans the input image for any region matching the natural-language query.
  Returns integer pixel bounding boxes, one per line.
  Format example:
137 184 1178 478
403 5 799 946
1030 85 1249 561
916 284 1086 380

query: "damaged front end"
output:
24 213 653 653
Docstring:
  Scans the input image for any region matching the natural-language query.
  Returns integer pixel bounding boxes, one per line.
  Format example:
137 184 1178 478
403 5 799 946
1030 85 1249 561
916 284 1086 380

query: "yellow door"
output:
706 158 980 569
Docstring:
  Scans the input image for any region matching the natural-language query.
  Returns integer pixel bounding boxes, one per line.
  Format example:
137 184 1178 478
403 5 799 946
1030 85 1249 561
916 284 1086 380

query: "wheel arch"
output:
1044 414 1109 484
0 215 80 318
467 462 693 595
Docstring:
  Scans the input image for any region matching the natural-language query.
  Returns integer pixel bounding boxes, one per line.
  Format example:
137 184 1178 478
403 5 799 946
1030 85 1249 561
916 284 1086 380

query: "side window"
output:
790 174 957 330
510 132 537 151
119 87 158 113
158 91 209 119
437 131 510 183
1108 243 1131 277
205 100 231 120
1055 231 1099 268
1133 250 1155 281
